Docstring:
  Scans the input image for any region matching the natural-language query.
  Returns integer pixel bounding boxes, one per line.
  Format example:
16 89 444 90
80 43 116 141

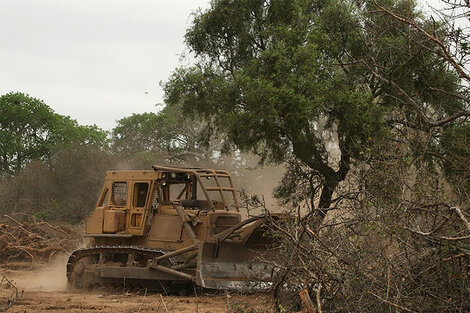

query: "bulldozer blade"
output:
196 241 276 291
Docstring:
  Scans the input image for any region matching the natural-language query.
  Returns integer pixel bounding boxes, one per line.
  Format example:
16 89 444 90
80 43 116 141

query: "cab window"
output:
112 182 127 206
133 182 149 208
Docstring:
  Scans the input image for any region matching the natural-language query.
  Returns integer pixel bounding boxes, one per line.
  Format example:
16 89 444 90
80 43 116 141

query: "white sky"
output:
0 0 210 131
0 0 448 131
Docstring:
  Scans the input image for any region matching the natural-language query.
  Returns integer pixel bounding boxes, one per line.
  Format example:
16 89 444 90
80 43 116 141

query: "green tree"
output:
163 1 470 310
164 0 464 226
0 92 108 176
369 0 470 204
112 104 216 166
0 144 116 223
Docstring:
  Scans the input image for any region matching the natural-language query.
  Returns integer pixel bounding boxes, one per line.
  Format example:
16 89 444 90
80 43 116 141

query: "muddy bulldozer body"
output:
67 165 278 291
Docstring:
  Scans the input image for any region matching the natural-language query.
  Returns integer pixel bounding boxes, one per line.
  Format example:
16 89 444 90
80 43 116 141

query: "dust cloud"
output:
227 155 286 216
237 165 285 209
11 254 69 292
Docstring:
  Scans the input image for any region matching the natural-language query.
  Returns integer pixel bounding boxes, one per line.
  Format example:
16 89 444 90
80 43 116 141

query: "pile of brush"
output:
0 215 82 264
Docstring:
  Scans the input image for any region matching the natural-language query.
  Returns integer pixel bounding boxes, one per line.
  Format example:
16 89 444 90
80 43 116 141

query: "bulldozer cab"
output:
85 165 240 237
154 165 239 211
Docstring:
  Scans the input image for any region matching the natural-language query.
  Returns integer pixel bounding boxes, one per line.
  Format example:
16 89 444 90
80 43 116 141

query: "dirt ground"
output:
0 261 273 313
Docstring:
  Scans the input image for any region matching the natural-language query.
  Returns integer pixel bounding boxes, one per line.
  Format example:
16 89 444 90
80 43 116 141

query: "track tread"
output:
66 246 170 282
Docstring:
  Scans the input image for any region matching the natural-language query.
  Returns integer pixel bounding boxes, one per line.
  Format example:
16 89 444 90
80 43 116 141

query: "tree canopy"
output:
164 0 465 224
0 92 108 176
112 104 218 165
163 2 470 309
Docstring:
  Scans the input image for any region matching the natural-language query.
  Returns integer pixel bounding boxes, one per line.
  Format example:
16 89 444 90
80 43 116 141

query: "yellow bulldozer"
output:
67 165 278 291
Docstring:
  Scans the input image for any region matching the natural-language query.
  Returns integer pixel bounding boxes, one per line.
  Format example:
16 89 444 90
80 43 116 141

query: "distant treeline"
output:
0 92 219 223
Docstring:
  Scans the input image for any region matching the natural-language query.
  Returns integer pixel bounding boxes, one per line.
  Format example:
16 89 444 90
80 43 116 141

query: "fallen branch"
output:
451 207 470 232
299 288 316 313
0 215 82 264
370 292 417 313
0 274 24 312
316 283 322 313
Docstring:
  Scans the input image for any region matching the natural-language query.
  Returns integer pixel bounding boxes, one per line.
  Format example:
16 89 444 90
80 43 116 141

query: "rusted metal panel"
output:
148 215 183 242
85 207 103 234
196 241 275 291
103 209 126 233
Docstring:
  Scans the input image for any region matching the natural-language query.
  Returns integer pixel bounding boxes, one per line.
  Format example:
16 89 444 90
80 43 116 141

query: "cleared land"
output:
0 262 272 313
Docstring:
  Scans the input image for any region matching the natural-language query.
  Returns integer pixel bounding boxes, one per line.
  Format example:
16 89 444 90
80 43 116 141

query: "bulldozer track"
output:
66 246 176 284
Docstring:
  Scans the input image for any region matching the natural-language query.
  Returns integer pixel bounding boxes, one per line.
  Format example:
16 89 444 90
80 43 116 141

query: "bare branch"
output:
370 292 418 313
451 206 470 231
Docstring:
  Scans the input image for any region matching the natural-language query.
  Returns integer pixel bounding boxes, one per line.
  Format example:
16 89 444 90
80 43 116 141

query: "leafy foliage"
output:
0 144 116 223
165 1 379 223
164 0 465 224
0 92 110 222
163 1 470 311
440 123 470 201
0 92 108 176
112 104 215 166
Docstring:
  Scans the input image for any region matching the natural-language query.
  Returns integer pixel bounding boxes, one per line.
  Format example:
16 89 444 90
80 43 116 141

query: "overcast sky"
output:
0 0 446 131
0 0 210 130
